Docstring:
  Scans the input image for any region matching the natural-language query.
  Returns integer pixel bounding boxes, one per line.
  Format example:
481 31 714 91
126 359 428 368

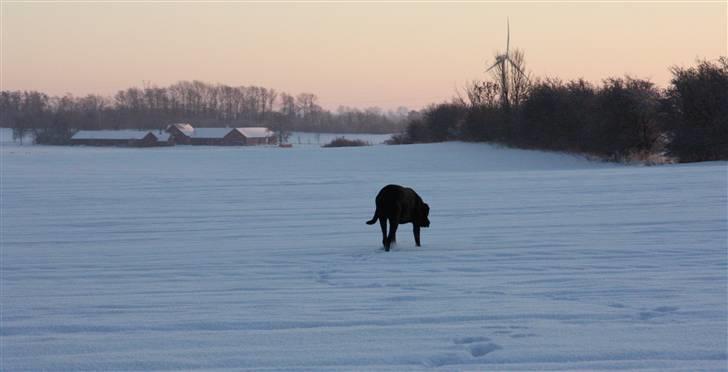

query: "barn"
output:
189 128 235 145
152 131 173 146
234 127 276 145
165 123 194 144
70 130 172 147
169 125 276 146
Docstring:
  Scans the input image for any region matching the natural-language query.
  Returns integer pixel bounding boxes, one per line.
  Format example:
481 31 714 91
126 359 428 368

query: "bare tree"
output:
507 49 532 109
279 93 296 120
456 80 500 108
295 93 321 124
488 49 531 111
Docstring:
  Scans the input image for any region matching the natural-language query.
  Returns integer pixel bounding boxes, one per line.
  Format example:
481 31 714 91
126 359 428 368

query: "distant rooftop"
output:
152 132 171 142
191 128 234 139
71 130 171 142
71 130 153 140
234 127 274 138
167 123 194 136
186 127 274 139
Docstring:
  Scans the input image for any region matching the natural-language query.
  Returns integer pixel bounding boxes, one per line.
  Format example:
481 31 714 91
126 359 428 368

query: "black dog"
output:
366 184 430 251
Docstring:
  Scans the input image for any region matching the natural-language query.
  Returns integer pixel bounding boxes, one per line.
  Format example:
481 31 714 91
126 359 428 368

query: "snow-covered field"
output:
1 130 726 370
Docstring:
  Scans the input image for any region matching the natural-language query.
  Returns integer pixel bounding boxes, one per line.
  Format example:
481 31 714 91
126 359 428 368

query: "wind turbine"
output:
486 18 527 108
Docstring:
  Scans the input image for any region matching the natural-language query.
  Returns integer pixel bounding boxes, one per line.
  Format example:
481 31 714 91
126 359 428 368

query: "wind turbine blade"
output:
486 61 500 72
507 58 528 78
506 17 510 57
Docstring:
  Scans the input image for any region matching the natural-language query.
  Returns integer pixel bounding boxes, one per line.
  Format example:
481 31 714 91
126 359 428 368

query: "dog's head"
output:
418 202 431 228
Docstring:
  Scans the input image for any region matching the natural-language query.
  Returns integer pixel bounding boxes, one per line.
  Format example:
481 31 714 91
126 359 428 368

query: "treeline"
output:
392 57 727 163
0 81 408 144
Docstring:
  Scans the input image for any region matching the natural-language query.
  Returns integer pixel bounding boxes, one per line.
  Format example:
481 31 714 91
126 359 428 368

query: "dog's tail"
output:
366 210 379 225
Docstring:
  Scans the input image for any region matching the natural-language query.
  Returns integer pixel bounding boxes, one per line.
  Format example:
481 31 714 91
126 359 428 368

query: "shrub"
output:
382 58 728 164
461 105 509 143
519 79 597 152
321 137 370 148
663 57 728 162
423 103 466 142
384 133 412 145
591 77 663 159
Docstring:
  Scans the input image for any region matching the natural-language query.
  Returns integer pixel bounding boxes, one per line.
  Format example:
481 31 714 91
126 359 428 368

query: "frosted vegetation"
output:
1 130 726 370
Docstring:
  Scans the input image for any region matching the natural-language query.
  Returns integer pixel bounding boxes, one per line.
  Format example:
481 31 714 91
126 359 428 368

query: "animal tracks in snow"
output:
422 332 507 367
314 269 336 286
605 302 682 322
639 306 680 321
453 336 490 344
453 336 502 357
468 342 502 357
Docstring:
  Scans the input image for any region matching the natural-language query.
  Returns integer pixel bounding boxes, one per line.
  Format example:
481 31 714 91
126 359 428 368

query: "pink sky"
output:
2 2 725 110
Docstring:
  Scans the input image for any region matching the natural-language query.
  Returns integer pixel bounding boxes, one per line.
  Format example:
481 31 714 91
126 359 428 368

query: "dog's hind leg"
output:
379 218 388 249
386 218 399 251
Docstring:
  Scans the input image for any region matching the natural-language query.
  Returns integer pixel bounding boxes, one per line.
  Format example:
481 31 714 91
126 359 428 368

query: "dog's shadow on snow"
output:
374 243 427 253
353 244 430 262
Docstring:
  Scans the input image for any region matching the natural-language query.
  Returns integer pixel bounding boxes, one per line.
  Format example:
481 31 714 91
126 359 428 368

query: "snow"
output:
70 130 170 142
71 130 154 140
189 127 234 139
235 127 273 138
151 132 171 142
187 127 273 140
167 123 195 136
1 130 726 370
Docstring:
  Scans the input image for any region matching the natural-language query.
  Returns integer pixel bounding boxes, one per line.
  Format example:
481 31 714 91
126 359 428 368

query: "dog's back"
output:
367 184 408 224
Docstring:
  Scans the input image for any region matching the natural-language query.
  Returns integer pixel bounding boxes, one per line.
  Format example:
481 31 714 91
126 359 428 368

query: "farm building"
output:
70 130 173 147
189 128 235 145
152 132 173 146
235 127 276 145
166 125 275 146
166 123 194 144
